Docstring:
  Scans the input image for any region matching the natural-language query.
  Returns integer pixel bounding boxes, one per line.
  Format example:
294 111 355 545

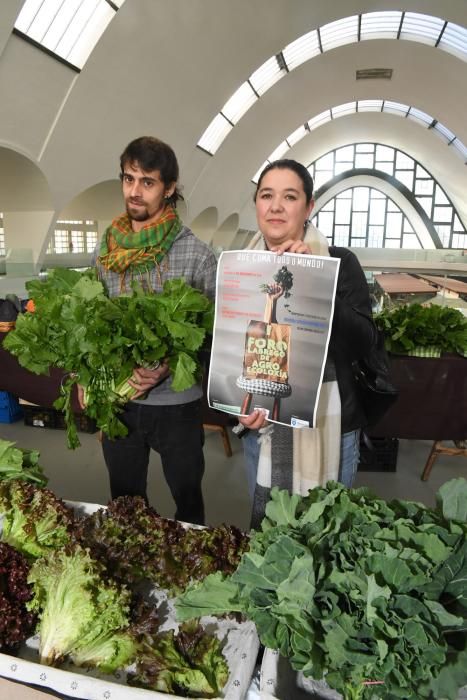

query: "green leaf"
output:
437 478 467 522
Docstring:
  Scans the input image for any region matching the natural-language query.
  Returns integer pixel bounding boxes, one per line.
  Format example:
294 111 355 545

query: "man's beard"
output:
126 203 150 222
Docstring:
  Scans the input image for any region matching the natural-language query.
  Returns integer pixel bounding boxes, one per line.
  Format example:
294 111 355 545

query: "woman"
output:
239 159 376 526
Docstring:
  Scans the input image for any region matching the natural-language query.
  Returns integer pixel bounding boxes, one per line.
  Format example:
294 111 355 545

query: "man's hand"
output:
128 362 170 399
239 408 268 431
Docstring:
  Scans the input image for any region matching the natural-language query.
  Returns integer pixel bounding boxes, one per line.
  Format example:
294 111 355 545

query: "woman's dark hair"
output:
119 136 184 206
254 159 314 205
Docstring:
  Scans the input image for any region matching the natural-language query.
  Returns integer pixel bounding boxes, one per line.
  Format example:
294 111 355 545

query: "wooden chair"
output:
421 439 467 481
201 369 233 458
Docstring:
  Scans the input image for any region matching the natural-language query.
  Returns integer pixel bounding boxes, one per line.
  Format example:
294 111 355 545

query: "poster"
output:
208 250 340 428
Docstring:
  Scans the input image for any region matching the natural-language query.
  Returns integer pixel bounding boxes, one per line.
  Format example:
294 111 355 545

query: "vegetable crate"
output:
22 405 97 434
0 391 23 423
358 435 399 472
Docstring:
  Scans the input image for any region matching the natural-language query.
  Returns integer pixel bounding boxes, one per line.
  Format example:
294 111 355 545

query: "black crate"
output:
23 405 97 434
358 435 399 472
23 405 56 429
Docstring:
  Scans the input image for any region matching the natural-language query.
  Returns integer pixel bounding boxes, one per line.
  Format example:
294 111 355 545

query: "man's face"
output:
121 161 175 227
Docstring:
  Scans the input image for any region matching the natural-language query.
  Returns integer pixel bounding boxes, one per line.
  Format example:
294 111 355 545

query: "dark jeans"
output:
102 399 205 525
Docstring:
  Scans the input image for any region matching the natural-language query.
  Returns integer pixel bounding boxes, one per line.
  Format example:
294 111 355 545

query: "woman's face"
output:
255 167 314 248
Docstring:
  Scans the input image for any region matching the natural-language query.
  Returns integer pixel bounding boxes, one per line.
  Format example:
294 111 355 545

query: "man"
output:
80 136 216 524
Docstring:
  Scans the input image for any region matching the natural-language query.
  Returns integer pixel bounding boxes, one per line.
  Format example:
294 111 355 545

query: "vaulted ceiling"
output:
1 0 466 252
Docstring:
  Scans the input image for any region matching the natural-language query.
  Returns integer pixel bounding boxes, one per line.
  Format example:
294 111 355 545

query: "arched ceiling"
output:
0 0 466 248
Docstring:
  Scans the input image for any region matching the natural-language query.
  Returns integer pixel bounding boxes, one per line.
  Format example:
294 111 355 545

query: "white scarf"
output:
247 225 341 528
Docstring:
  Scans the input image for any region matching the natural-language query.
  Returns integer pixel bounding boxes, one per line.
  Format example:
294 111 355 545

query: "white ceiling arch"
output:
198 10 467 156
252 99 467 183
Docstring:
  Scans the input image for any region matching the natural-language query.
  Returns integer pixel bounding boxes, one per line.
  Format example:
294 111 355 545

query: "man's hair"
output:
119 136 183 205
254 159 314 204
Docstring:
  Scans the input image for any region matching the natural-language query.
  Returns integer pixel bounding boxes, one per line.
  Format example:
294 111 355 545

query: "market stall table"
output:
368 353 467 478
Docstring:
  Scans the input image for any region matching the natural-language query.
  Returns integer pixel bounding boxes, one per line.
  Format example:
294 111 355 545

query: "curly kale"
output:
73 496 250 594
0 480 75 558
0 542 37 651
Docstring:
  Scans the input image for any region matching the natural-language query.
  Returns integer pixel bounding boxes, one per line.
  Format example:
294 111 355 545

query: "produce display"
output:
176 479 467 700
0 466 253 698
3 268 214 448
0 438 48 486
375 303 467 356
1 438 466 699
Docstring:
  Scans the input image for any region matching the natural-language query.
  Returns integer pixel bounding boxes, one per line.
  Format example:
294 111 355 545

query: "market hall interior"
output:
1 0 467 521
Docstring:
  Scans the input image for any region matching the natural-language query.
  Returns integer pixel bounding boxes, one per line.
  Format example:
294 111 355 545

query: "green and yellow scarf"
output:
98 205 182 274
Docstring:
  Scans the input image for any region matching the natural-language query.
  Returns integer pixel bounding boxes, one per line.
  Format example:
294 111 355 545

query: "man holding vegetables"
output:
79 136 217 525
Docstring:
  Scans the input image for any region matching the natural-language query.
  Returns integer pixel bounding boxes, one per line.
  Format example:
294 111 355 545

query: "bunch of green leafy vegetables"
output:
128 619 229 698
0 438 48 486
375 303 467 356
3 268 214 448
73 495 250 595
0 480 75 558
176 479 467 700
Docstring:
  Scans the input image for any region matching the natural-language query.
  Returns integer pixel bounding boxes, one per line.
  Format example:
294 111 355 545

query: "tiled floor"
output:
1 417 465 530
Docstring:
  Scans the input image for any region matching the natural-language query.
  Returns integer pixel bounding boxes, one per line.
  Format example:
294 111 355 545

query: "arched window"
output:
309 144 467 249
313 187 421 249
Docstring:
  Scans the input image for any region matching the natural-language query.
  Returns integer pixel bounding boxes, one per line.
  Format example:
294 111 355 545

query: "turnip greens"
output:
3 268 213 448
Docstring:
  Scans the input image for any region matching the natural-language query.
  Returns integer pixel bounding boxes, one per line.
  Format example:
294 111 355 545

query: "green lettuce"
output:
27 546 136 671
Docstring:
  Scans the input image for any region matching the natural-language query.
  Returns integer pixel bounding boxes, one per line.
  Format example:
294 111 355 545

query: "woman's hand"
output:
128 362 170 399
239 408 269 431
269 239 312 256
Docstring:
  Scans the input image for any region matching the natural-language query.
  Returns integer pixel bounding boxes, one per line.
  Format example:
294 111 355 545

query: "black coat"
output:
328 246 377 432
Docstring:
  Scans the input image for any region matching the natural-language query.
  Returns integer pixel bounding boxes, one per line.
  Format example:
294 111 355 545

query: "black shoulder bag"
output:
352 328 399 427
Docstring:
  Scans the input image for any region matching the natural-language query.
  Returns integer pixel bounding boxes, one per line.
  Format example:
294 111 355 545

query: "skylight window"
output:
249 56 285 95
332 102 356 119
400 12 445 45
360 11 402 40
307 110 331 131
287 124 308 146
197 114 233 155
198 11 467 155
282 29 320 70
438 21 467 61
221 82 257 124
268 141 289 162
320 16 358 51
252 160 270 184
407 107 433 127
433 122 456 144
14 0 123 70
450 138 467 161
383 101 410 116
358 100 384 112
252 101 467 180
